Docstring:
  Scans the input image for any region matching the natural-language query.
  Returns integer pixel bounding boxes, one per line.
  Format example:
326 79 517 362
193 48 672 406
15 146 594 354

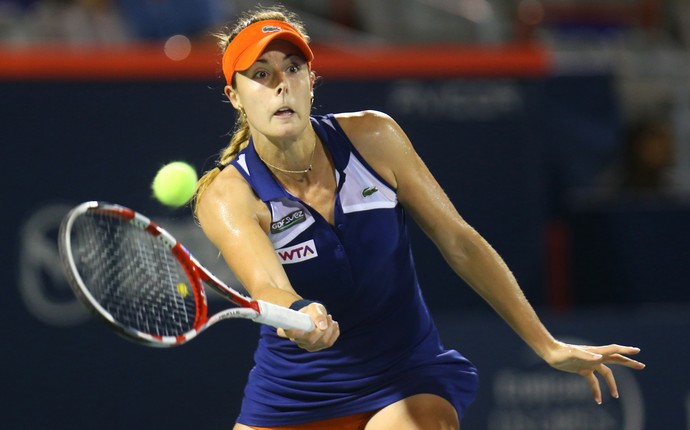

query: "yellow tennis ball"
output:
152 161 198 207
176 282 189 298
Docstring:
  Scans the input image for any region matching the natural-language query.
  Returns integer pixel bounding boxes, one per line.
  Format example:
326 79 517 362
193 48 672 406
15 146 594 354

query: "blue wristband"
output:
289 299 315 311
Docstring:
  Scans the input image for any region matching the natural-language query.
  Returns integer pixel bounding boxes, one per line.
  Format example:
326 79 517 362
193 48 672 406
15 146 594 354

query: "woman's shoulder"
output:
198 165 261 219
333 110 393 131
330 110 400 145
329 110 404 188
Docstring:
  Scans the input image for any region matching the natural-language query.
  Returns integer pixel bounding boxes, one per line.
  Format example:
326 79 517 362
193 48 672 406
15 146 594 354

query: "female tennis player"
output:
194 6 645 429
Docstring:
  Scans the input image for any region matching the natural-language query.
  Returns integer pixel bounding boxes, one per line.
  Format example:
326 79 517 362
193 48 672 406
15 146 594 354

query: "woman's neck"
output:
254 130 319 176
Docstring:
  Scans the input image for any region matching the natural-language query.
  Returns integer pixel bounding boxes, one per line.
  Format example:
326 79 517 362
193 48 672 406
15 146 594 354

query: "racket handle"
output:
254 300 315 332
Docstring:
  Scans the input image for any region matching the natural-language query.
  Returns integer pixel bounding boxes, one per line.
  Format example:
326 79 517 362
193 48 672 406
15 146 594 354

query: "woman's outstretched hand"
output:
543 342 645 404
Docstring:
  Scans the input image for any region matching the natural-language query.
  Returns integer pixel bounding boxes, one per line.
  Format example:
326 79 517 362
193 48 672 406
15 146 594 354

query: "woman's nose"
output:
275 72 287 94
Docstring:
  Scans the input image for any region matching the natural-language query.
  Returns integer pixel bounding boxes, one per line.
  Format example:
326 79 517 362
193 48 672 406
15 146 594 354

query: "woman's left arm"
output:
341 110 645 404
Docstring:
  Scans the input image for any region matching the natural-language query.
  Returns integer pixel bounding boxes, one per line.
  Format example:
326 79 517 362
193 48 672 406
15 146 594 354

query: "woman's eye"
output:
288 64 300 73
253 70 268 79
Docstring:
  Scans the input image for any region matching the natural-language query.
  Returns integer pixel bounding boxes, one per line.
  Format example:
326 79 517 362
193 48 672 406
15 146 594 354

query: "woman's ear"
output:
309 71 316 92
225 85 241 110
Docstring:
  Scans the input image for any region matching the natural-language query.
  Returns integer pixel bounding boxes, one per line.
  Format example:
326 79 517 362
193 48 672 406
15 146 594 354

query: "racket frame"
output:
59 201 314 347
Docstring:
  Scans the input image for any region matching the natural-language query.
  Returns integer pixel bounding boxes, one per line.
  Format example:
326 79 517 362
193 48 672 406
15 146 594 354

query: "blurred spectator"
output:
1 0 130 44
353 0 510 44
666 0 690 48
115 0 229 41
597 116 676 198
0 0 234 44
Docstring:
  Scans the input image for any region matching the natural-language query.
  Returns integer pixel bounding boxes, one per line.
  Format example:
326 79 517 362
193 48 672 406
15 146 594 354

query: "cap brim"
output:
234 32 314 72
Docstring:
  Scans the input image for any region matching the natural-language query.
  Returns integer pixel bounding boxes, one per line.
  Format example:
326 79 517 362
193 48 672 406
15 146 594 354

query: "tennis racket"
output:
59 201 314 347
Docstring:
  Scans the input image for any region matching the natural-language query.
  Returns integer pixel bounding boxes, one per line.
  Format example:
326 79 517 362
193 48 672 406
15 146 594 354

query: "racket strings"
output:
71 213 199 337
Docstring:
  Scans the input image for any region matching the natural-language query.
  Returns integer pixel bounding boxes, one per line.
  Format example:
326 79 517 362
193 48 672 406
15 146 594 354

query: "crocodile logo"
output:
362 186 378 197
262 25 282 33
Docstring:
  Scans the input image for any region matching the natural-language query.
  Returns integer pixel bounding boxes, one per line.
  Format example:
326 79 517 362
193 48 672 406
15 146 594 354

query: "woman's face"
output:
228 39 313 141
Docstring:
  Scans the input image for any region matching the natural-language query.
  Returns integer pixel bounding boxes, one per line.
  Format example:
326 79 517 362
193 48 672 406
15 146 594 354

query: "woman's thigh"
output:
365 394 459 430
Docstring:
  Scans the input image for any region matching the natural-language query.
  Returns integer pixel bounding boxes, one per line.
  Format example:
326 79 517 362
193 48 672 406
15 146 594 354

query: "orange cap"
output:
222 20 314 85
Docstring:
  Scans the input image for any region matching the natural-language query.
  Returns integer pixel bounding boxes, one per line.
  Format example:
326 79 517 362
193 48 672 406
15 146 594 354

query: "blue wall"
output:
4 74 689 428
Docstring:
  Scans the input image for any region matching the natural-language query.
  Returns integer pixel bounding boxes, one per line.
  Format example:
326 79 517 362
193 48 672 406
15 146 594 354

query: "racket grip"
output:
254 300 315 332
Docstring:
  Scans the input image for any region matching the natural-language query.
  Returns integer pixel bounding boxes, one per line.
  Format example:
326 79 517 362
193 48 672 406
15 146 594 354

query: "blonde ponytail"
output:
193 113 249 218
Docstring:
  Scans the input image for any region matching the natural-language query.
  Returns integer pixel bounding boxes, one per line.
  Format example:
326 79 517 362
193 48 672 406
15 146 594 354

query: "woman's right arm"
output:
196 167 339 350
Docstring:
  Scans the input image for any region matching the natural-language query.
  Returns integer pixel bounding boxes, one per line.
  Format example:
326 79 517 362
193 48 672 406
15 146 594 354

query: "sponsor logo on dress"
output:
271 209 306 233
362 186 378 197
276 239 318 264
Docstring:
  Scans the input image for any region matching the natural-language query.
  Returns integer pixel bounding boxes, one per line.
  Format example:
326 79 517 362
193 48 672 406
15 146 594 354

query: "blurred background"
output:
3 0 689 428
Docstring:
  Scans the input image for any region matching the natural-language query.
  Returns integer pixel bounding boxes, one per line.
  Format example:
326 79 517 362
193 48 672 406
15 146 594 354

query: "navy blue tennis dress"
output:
231 114 478 427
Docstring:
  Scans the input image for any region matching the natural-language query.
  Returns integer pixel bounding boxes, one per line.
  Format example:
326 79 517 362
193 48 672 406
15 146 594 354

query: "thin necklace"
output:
259 136 318 175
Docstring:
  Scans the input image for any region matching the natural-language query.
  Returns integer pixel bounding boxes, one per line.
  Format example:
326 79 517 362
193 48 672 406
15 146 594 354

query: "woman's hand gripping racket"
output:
59 201 314 347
